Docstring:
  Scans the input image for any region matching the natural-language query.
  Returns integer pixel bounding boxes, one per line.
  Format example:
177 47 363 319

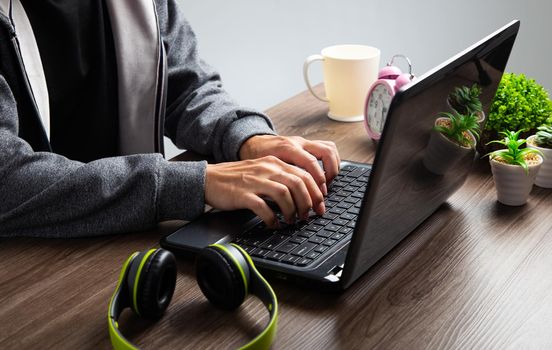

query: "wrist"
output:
239 135 262 160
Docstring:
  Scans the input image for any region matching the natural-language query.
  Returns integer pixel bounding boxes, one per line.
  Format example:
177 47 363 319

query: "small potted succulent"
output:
527 124 552 188
486 130 544 206
423 111 480 175
448 84 484 122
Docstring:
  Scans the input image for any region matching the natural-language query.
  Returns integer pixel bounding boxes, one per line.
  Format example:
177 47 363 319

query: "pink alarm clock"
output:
364 54 415 140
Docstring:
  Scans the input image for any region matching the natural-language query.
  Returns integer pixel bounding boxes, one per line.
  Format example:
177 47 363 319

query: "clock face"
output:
367 83 394 136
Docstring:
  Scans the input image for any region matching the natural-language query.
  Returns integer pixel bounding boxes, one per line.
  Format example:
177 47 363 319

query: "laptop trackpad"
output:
164 209 259 253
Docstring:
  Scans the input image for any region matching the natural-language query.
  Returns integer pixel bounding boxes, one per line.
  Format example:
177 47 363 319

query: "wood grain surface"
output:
1 86 551 350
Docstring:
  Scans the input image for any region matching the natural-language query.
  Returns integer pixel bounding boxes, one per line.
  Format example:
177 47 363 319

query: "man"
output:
0 0 340 237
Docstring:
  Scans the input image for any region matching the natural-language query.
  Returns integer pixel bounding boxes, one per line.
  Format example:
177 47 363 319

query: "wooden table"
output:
1 88 552 349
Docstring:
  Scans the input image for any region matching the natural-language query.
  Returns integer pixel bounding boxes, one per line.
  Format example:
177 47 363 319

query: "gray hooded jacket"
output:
0 0 276 237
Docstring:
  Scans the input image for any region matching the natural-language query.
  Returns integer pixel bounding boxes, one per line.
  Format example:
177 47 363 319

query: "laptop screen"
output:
342 21 519 287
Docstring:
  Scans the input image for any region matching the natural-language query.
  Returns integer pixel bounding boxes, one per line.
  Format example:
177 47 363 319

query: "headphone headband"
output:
108 244 278 350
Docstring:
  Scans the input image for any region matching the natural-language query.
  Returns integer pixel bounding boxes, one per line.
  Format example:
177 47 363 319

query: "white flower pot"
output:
489 155 543 206
527 135 552 188
423 117 476 175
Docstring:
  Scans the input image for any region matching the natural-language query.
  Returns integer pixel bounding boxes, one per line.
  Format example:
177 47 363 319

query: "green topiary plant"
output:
486 130 543 173
448 84 483 115
434 111 480 147
534 124 552 148
485 73 552 134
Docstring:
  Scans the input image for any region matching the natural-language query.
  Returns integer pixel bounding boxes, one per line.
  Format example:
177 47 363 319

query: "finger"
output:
272 171 313 220
281 165 326 216
256 178 297 224
320 141 341 167
285 149 327 187
303 141 340 182
244 194 278 227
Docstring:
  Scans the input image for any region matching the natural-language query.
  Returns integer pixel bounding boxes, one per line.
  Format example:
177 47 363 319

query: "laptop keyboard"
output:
232 164 371 268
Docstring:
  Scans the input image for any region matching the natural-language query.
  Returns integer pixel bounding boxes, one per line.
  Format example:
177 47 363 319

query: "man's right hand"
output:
204 156 326 227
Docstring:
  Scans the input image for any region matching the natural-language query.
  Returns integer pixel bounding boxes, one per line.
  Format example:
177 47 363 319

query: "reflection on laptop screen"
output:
343 22 518 287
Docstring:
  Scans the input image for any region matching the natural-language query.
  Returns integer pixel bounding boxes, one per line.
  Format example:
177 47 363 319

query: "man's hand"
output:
239 135 341 196
205 156 326 227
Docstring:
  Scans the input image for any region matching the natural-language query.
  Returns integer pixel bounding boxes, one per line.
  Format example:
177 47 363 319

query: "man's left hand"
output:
239 135 341 196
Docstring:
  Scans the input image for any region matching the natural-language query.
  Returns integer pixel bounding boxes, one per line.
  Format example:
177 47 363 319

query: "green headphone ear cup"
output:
130 249 177 319
196 246 248 310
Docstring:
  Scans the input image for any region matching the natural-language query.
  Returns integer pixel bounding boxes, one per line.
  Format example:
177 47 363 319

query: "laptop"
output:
161 20 520 290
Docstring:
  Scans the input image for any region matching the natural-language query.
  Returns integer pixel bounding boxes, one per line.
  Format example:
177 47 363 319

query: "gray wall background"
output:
166 0 552 158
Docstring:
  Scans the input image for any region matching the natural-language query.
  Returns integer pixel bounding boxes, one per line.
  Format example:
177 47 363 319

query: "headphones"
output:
108 243 278 350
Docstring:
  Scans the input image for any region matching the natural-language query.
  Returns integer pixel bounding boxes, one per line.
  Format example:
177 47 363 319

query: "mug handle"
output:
303 54 329 102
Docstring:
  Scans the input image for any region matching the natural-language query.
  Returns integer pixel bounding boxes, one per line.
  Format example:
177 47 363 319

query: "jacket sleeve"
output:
0 74 206 238
156 0 277 162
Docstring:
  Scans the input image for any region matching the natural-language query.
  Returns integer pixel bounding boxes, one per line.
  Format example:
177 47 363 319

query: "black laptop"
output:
161 21 520 290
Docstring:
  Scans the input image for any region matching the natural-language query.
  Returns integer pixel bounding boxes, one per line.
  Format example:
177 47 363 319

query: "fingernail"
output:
317 201 326 214
321 183 328 196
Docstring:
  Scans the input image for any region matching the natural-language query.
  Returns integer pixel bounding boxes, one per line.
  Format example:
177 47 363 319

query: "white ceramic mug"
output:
303 45 380 122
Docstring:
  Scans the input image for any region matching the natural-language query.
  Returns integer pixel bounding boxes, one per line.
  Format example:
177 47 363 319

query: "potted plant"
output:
481 73 552 154
486 130 544 206
423 111 480 175
527 124 552 188
448 84 484 122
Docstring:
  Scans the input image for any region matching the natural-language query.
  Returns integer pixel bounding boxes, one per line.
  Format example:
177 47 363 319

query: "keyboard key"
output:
341 165 356 171
289 236 307 244
241 234 271 247
306 224 323 232
340 213 356 220
351 191 364 198
331 233 345 240
348 208 361 215
276 243 298 253
329 194 346 202
322 212 338 220
326 200 339 208
325 224 341 232
316 230 333 238
323 239 337 247
337 202 353 209
329 207 345 214
260 234 287 250
251 248 270 258
308 236 325 244
357 175 369 183
306 251 320 260
281 255 300 264
241 245 255 254
297 229 316 238
347 221 356 228
351 181 365 188
266 251 285 261
339 226 353 234
291 242 317 257
337 190 353 197
344 185 358 192
296 258 313 267
332 218 349 226
313 218 331 226
344 196 360 204
314 245 328 253
348 167 369 178
340 176 354 183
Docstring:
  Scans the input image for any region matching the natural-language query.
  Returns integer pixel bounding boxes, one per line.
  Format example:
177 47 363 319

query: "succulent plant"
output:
486 130 543 173
434 111 480 147
448 84 483 115
534 124 552 148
